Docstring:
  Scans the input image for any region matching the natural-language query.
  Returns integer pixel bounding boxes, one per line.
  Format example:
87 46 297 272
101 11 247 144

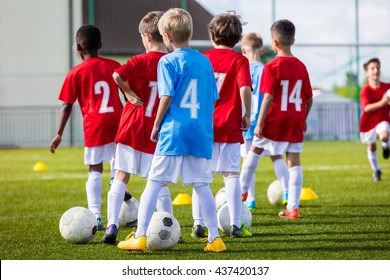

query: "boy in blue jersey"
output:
239 32 265 209
117 8 226 253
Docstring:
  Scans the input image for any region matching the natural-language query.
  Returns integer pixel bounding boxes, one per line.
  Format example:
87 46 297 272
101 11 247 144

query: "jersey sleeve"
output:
115 58 138 82
260 64 276 95
360 87 370 109
236 57 253 90
58 71 78 104
157 59 175 98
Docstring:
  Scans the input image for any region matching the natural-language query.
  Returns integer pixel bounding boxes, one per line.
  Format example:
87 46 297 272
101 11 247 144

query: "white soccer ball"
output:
146 211 181 250
118 197 139 228
267 180 283 207
217 202 252 235
59 206 97 244
214 187 227 209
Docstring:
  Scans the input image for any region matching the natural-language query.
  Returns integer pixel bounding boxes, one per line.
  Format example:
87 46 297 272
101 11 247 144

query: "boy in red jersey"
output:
359 58 390 181
49 25 123 229
241 19 313 220
191 12 253 238
101 11 173 244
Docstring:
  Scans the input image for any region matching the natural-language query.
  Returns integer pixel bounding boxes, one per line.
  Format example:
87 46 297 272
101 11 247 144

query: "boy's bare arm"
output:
240 85 252 131
254 93 273 138
363 94 389 113
49 103 72 153
304 97 313 132
112 72 143 106
151 95 172 142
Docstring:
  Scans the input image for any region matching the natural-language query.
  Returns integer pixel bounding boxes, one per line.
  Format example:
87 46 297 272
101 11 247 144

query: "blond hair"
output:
242 32 263 53
158 8 193 44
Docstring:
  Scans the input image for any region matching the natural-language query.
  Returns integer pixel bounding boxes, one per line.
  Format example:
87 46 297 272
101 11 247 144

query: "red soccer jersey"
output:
203 49 252 143
359 82 390 132
114 52 165 154
260 56 312 142
59 57 123 147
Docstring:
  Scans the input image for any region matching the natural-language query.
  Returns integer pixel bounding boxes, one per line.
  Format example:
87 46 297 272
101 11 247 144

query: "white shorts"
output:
240 140 253 157
252 136 303 156
212 142 241 173
84 142 116 165
114 143 154 178
148 155 213 185
360 121 390 144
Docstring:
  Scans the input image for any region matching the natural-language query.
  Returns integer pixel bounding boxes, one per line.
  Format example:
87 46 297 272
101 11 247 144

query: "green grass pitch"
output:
0 141 389 260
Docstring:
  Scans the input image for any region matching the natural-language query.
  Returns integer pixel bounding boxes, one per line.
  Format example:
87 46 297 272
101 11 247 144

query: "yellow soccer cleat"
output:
117 232 146 251
204 237 226 253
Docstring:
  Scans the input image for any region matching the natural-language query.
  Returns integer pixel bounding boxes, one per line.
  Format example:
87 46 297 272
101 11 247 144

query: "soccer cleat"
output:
241 192 248 202
178 236 185 244
96 217 104 231
230 224 252 238
279 208 299 219
124 189 132 201
245 200 257 209
117 232 146 251
383 146 390 159
204 237 226 253
282 193 288 206
373 170 382 182
191 225 208 238
101 224 118 244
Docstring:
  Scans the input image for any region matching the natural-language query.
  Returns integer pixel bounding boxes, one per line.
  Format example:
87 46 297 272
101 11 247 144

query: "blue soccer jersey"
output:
243 62 264 140
156 48 219 159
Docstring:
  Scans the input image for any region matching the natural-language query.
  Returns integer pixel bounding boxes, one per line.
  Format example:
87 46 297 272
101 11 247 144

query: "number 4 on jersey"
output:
180 79 200 119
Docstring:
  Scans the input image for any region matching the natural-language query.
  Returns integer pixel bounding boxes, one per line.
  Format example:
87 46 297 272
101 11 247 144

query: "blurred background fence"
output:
0 106 84 148
0 103 359 148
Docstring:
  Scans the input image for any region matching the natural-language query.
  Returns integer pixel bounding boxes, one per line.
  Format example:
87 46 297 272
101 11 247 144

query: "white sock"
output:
109 157 116 181
193 182 220 243
107 179 126 228
287 166 303 210
273 158 289 197
367 148 380 172
192 189 205 227
224 175 242 227
135 179 164 238
156 186 173 215
240 151 260 194
381 141 389 149
247 174 256 202
85 171 102 218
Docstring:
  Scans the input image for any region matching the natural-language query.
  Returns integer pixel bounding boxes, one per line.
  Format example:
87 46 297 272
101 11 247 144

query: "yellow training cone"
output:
300 187 319 200
33 161 47 172
172 193 192 205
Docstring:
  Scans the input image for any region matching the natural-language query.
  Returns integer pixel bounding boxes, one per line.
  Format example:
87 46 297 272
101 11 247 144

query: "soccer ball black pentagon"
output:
146 211 181 250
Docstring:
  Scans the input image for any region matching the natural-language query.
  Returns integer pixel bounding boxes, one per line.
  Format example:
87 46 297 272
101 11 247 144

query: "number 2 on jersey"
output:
280 80 302 112
94 81 114 113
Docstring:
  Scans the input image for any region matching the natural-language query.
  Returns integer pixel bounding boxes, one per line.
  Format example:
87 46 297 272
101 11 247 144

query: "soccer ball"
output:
214 187 226 209
59 206 97 244
217 202 252 235
118 197 139 227
267 180 283 207
146 211 181 250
